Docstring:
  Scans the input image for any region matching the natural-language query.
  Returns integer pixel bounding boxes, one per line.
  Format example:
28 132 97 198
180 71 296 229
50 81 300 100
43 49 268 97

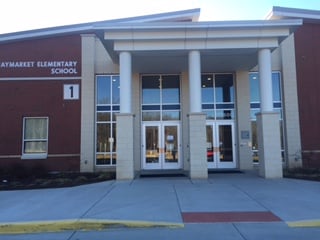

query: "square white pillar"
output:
80 34 95 172
116 113 135 180
257 112 283 178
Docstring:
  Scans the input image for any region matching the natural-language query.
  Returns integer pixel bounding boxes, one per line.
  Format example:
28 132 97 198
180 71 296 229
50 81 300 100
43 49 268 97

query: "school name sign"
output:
0 60 79 75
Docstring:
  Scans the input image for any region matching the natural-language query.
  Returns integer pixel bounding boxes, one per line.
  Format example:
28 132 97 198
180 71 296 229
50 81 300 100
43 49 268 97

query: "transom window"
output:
201 73 235 120
22 117 48 159
141 75 180 121
96 75 120 166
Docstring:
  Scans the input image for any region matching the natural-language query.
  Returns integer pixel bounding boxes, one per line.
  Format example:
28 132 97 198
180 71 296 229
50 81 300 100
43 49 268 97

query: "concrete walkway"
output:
1 171 320 239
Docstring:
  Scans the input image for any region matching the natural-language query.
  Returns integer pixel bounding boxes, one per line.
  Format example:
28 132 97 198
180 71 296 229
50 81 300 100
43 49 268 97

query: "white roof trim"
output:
101 19 302 31
0 8 200 43
266 6 320 21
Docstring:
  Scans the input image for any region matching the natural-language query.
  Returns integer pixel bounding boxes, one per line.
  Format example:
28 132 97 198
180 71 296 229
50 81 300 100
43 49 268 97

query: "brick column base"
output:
116 113 135 180
188 113 208 179
257 112 283 178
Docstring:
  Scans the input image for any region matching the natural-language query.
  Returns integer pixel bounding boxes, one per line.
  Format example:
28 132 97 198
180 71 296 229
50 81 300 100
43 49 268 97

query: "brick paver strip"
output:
182 211 282 223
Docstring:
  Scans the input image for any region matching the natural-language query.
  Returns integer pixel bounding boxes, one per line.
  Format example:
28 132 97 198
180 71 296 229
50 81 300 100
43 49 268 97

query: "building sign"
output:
64 84 80 100
0 60 79 75
0 35 81 78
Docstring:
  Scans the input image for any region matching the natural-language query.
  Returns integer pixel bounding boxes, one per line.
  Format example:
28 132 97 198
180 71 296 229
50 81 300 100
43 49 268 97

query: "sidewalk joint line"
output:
79 181 116 219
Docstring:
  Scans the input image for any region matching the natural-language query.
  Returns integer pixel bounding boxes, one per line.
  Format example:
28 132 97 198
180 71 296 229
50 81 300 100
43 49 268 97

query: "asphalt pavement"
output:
1 171 320 239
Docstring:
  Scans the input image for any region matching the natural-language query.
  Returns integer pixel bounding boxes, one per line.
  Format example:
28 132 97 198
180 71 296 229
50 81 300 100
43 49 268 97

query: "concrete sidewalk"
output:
1 171 320 239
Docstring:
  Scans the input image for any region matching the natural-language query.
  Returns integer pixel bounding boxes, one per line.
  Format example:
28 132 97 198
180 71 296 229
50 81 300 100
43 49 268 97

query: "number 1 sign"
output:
63 84 79 100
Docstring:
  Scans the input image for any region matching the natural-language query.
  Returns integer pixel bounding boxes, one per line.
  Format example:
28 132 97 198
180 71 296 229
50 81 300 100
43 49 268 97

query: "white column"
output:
188 50 201 113
119 51 132 113
258 49 273 112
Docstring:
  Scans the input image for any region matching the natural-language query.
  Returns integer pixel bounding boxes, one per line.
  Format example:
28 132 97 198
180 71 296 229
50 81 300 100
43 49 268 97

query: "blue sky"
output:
1 0 320 34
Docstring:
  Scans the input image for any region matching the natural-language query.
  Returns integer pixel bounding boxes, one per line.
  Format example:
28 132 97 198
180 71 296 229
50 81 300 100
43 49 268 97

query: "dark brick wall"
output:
294 22 320 168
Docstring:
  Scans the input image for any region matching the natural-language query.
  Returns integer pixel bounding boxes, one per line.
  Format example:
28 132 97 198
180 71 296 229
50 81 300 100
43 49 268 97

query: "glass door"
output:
206 122 236 169
143 123 180 170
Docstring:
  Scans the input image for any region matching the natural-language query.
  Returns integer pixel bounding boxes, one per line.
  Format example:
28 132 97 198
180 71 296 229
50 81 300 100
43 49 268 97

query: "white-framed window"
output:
22 117 49 159
96 75 119 166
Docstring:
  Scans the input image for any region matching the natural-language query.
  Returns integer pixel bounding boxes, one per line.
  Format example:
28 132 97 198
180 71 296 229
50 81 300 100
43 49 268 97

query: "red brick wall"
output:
0 35 82 172
294 22 320 168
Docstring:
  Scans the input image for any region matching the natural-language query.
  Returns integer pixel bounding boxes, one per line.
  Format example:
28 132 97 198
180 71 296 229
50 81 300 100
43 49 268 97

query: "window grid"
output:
22 117 49 159
201 73 235 120
96 75 119 166
141 74 181 122
249 71 284 163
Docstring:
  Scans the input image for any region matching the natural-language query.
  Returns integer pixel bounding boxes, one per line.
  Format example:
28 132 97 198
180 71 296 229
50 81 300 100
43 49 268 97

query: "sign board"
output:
63 84 79 100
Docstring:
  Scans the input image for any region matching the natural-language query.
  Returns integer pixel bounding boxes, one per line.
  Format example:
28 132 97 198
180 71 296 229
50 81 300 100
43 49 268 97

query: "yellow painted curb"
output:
0 219 184 235
287 219 320 228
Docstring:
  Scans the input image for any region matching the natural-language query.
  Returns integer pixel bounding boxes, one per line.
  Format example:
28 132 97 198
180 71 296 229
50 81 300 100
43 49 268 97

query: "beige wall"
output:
132 73 141 173
80 34 95 172
181 71 190 171
235 71 253 170
280 34 302 168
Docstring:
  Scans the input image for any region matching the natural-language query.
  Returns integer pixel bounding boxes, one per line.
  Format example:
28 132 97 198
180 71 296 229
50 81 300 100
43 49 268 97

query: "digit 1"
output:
69 86 74 98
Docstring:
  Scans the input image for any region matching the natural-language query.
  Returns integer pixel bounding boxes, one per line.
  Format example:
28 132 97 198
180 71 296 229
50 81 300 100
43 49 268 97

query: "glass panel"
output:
145 126 159 163
96 153 111 165
112 153 117 165
249 73 259 103
112 123 116 152
142 112 161 121
272 72 281 102
215 74 234 103
251 121 258 163
280 120 284 151
164 126 178 163
206 125 214 162
201 74 214 103
96 123 110 153
142 76 161 104
249 72 281 103
216 110 234 120
162 111 180 121
219 125 233 162
111 75 120 104
204 110 215 120
24 141 47 153
97 76 111 104
162 75 180 104
97 112 111 122
25 118 47 140
250 109 259 120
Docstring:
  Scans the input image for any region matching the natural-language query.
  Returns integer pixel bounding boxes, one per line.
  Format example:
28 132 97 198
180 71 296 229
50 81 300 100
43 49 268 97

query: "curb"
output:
287 219 320 228
0 219 184 235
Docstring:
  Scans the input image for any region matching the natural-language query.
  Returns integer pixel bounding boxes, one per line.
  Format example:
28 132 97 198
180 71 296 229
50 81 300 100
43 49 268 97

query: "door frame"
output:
142 121 181 170
206 121 236 169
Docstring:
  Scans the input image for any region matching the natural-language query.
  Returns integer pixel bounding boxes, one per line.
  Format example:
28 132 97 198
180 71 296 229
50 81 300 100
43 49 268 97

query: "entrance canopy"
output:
102 19 302 72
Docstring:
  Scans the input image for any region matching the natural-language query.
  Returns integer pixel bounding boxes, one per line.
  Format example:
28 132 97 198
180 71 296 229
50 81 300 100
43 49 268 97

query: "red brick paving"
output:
182 211 282 223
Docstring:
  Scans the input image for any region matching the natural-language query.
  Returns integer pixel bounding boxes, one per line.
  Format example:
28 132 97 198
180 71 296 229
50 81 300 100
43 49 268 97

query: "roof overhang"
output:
266 6 320 23
102 19 302 72
0 8 200 43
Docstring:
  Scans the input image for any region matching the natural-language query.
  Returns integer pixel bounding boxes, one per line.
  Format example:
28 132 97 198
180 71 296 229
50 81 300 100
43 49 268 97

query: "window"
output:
201 73 235 120
141 75 180 121
96 75 119 166
22 117 48 159
249 72 284 163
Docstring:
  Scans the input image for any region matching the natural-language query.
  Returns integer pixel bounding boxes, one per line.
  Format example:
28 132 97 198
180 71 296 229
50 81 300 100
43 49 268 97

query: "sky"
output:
1 0 320 34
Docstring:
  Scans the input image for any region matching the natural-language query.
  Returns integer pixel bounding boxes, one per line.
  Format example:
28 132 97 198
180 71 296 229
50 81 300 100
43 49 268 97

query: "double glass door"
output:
142 123 181 170
206 122 236 169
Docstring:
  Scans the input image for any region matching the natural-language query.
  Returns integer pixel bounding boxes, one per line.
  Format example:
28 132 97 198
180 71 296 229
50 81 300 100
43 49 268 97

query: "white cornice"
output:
267 6 320 21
